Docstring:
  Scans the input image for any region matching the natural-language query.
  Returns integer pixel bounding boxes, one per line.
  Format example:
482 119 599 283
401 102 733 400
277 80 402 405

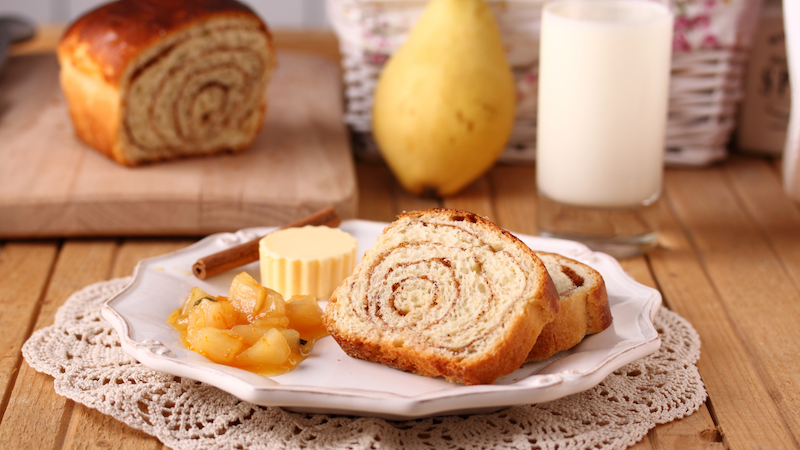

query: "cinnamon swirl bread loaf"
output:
57 0 276 165
325 209 559 385
526 252 613 362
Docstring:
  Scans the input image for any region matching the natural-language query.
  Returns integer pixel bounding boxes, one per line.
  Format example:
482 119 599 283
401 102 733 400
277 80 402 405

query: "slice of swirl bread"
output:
526 252 613 362
324 209 559 385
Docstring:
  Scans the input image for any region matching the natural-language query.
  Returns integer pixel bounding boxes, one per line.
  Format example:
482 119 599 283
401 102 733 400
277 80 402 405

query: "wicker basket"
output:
327 0 763 167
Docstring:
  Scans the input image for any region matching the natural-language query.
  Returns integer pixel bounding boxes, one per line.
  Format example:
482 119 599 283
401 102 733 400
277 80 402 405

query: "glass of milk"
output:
535 0 673 258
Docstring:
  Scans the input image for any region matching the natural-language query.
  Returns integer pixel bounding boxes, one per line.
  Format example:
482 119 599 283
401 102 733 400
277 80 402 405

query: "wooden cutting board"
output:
0 52 358 238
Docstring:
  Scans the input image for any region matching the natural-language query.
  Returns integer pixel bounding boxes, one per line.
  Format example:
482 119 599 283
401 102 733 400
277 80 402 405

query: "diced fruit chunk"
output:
281 328 302 352
263 288 287 317
285 295 324 331
230 324 270 346
252 316 290 330
187 328 244 364
187 297 237 331
235 328 291 367
228 272 287 318
169 287 217 330
181 287 213 316
169 274 330 377
228 272 267 315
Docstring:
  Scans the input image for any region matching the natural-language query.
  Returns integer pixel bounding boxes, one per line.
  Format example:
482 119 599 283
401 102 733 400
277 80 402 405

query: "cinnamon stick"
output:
192 207 341 279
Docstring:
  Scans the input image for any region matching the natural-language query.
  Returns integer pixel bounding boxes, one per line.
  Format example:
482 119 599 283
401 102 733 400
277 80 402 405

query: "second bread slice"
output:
526 252 613 362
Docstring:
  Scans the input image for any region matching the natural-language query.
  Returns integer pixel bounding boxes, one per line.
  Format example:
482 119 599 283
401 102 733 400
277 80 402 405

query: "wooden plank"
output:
111 239 197 279
64 405 164 450
646 404 724 449
57 239 195 450
649 175 799 449
0 240 116 450
393 178 440 214
603 242 724 449
0 242 58 401
359 161 441 218
356 163 397 222
0 364 75 450
488 165 538 235
622 256 723 450
442 175 495 218
628 437 657 450
33 241 118 329
665 166 800 443
607 227 738 450
724 156 800 291
356 161 444 225
618 257 657 289
0 242 59 424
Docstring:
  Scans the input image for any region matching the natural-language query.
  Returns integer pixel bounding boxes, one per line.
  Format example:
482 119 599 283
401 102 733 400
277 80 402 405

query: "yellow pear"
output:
372 0 516 197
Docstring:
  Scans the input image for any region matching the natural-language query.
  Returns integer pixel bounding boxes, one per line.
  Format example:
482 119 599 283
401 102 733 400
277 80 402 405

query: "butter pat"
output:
259 226 358 299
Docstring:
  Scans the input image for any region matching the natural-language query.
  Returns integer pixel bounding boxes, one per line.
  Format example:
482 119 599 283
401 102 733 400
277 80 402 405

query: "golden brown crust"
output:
526 252 613 362
586 278 613 333
328 303 552 385
325 208 560 385
59 59 123 163
58 0 266 86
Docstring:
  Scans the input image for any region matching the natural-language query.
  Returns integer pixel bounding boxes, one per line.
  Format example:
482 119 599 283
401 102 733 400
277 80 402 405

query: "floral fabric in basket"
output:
328 0 763 166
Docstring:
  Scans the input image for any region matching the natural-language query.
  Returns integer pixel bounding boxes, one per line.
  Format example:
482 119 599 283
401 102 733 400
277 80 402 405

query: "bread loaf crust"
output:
59 60 122 161
325 208 559 385
57 0 274 166
58 0 266 86
526 251 613 362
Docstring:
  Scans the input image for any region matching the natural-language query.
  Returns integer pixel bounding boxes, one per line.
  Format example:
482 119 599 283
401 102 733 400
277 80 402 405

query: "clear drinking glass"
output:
535 0 673 258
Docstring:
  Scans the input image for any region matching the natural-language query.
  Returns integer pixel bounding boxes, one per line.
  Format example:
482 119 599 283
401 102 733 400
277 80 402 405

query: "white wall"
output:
0 0 330 28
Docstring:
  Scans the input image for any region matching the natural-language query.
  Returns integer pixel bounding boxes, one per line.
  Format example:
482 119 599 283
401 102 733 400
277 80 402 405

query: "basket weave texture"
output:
327 0 763 166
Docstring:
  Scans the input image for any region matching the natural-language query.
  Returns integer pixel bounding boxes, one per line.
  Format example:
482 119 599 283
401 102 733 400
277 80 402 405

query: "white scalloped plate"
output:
102 219 661 420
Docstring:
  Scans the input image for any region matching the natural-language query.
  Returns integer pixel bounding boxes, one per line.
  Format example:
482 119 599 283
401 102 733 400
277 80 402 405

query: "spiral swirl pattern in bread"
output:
325 209 559 385
58 0 275 165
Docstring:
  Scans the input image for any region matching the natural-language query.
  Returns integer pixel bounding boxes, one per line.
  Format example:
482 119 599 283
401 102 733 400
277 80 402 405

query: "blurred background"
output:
0 0 331 28
0 0 790 161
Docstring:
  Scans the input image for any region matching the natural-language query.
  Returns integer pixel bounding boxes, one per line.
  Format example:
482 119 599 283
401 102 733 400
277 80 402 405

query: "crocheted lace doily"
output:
23 278 706 450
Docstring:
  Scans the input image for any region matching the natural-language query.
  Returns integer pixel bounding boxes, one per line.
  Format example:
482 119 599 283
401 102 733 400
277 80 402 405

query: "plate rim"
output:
101 219 662 420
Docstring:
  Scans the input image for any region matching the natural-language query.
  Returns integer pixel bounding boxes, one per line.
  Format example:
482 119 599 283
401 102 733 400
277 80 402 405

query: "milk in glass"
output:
535 0 673 256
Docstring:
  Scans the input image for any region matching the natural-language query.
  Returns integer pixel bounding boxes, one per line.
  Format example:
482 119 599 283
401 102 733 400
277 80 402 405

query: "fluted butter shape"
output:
259 226 357 299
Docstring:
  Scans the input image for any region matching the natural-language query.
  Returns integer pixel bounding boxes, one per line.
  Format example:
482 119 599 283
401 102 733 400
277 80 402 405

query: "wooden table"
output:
2 29 800 450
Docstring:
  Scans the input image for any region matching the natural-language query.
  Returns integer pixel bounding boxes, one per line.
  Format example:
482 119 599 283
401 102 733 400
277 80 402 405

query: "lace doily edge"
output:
19 278 709 450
